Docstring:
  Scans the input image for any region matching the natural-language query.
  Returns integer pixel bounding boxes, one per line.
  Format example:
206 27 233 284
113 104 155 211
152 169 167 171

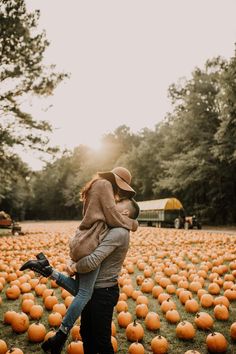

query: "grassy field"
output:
0 221 236 353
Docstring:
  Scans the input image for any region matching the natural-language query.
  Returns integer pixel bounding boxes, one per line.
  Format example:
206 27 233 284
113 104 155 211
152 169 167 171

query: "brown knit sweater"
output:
69 179 138 262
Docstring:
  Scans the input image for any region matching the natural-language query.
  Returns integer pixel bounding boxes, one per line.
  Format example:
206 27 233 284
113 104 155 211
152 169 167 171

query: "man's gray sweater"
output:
76 227 130 288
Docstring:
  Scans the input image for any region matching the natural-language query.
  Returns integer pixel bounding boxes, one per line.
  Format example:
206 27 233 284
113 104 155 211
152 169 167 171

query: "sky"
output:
23 0 236 170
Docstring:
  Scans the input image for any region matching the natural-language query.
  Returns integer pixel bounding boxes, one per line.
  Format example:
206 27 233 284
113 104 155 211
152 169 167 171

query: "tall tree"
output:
157 58 227 221
0 0 67 208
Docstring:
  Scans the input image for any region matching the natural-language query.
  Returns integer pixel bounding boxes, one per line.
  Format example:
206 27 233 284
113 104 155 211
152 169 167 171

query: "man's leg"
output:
90 285 119 354
80 299 98 354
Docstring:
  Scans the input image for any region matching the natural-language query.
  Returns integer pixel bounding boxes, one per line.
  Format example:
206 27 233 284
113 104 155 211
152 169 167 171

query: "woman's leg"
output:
54 272 80 296
59 266 100 333
42 267 100 353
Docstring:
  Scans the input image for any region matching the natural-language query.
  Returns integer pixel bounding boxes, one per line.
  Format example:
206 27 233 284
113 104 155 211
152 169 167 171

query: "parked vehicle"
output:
0 211 22 235
175 214 201 230
137 198 201 229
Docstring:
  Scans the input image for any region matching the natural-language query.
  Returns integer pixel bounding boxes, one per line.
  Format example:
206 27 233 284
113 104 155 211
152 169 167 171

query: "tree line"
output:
1 1 236 225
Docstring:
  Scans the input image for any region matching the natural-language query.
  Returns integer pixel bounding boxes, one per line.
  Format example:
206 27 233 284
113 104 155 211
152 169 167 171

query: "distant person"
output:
20 167 139 354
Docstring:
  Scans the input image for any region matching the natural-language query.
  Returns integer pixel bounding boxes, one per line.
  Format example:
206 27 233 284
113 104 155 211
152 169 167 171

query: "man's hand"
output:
65 260 77 276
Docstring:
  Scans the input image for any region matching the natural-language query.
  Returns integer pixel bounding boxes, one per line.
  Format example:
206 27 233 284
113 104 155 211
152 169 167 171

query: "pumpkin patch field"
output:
1 221 236 353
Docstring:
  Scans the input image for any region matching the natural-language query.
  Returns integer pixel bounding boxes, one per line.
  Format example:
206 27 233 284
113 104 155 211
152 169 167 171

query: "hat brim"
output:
98 171 136 197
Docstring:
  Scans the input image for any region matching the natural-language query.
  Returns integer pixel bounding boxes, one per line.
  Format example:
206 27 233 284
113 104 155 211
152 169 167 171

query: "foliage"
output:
11 52 236 223
0 0 67 216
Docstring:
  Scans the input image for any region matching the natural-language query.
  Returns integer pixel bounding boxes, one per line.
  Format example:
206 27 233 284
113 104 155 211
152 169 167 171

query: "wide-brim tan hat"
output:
98 166 136 197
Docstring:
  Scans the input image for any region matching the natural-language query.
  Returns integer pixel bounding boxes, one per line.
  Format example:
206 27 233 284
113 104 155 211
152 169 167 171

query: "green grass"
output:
2 268 236 354
1 226 236 353
114 268 236 354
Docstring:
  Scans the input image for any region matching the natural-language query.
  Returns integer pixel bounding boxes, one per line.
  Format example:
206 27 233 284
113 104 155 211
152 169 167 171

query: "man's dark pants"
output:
80 284 119 354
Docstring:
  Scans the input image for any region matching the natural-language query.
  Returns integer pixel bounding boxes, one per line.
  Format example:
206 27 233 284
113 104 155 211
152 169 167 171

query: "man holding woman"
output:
20 166 139 354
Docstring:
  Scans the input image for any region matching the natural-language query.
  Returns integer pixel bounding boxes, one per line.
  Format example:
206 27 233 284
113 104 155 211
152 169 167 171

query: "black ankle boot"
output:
41 329 68 353
20 253 53 277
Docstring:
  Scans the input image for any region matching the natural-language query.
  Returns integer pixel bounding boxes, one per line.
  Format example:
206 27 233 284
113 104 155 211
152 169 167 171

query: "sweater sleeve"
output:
75 228 127 273
94 180 138 232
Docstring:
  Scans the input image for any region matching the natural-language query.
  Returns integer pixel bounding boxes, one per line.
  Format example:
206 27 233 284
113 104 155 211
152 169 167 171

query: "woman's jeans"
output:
80 284 120 354
55 267 100 332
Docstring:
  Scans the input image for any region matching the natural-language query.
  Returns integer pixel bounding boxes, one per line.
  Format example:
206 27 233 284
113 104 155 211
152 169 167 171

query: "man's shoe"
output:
20 254 53 277
41 329 67 354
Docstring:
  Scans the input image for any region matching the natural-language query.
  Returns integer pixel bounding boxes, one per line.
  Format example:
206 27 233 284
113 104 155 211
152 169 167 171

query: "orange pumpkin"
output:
4 310 17 325
111 321 116 337
131 290 142 301
135 304 149 319
208 283 221 295
42 288 54 300
141 278 154 293
70 325 82 340
213 304 229 321
185 298 199 313
194 312 214 330
48 312 62 327
0 339 8 354
111 336 118 352
136 275 144 286
176 321 195 340
213 296 230 308
27 322 46 342
122 284 134 298
160 298 176 313
136 295 149 305
11 312 29 333
6 285 21 300
200 293 214 308
117 311 132 328
119 292 128 301
144 312 160 331
126 320 144 342
128 342 145 354
44 330 56 341
206 332 228 353
29 304 43 320
67 340 84 354
19 282 32 293
64 295 74 308
44 294 58 310
22 292 35 301
61 289 71 299
152 285 164 298
165 309 180 324
35 283 47 296
116 300 128 313
179 290 192 304
21 299 34 314
151 335 168 354
158 293 171 304
230 322 236 340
